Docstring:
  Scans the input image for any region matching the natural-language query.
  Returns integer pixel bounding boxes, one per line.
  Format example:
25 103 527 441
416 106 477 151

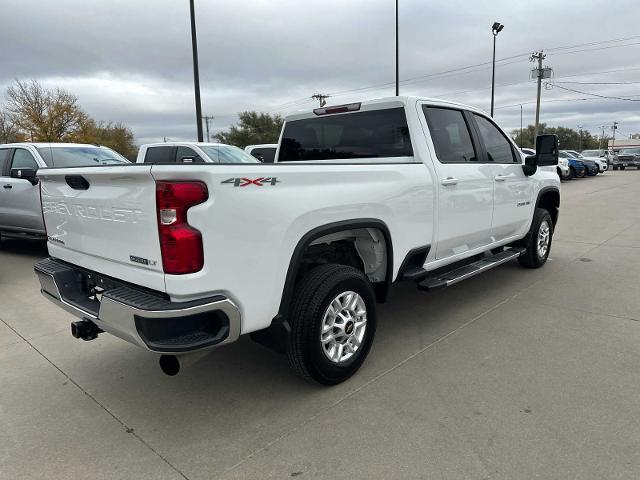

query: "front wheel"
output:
577 168 587 178
287 264 377 385
518 208 554 269
620 165 626 171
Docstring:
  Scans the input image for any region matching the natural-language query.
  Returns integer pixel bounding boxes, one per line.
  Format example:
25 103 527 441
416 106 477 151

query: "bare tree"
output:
5 79 85 141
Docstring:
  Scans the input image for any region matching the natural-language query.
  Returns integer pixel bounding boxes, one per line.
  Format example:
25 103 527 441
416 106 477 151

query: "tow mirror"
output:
523 134 558 176
536 134 559 166
11 167 38 185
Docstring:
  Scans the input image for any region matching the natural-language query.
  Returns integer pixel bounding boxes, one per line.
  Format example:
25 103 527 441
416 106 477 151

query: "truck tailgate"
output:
39 165 166 293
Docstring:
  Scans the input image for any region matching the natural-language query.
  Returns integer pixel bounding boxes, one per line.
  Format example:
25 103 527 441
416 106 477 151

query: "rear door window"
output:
279 107 413 161
144 146 176 163
423 106 477 163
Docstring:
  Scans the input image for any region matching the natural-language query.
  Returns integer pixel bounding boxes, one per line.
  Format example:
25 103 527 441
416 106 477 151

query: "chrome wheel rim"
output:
537 220 550 258
320 291 367 364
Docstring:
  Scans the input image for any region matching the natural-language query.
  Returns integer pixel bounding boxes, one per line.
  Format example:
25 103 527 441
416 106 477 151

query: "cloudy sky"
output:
2 0 639 144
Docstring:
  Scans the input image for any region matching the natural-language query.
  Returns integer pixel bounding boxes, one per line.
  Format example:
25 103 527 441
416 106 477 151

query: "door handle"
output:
494 175 507 182
441 177 458 186
3 184 12 189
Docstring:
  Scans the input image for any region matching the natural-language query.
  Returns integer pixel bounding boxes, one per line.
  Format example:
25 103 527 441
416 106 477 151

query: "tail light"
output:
155 181 208 274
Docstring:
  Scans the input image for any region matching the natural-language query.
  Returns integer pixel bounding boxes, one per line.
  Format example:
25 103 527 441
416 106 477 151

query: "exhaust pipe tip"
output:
159 355 180 376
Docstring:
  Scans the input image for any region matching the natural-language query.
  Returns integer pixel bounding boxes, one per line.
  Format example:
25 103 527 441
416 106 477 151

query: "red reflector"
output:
155 181 208 274
313 102 361 115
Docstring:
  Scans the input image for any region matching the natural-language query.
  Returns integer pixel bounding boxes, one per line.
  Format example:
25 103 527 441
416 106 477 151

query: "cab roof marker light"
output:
313 102 361 116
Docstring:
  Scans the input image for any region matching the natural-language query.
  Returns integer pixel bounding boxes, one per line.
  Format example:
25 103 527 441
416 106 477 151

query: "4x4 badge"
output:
221 177 279 187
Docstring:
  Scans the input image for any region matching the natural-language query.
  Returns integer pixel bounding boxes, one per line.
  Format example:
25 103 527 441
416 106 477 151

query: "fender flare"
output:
277 218 394 321
534 186 560 227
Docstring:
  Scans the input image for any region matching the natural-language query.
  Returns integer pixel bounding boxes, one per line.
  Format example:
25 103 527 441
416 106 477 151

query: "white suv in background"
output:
0 143 128 238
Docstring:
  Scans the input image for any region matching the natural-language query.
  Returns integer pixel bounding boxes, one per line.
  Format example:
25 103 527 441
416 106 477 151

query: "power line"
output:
555 80 640 85
545 34 640 52
545 83 640 101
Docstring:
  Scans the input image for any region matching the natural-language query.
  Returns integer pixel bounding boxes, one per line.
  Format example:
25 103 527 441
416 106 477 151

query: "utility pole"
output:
530 50 548 140
311 93 330 107
599 125 606 150
490 22 504 117
189 0 204 142
202 115 214 142
520 104 523 147
611 121 618 151
577 125 584 151
395 0 399 96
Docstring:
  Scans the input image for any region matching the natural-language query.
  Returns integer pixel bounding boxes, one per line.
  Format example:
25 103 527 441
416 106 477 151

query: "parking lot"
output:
1 171 639 479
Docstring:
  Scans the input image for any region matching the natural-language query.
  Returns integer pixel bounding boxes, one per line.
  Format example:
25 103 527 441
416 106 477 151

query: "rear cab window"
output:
144 146 176 164
249 147 276 163
279 107 413 161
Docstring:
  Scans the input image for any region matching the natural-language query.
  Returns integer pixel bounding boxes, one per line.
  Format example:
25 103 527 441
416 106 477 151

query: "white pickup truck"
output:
35 96 560 385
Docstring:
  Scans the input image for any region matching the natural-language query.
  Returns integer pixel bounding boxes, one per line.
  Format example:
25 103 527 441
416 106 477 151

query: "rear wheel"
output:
518 208 553 269
577 168 587 178
613 165 618 171
621 165 626 171
286 264 377 385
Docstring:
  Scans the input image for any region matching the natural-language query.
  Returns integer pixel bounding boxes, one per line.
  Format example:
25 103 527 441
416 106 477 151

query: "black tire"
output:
613 165 618 171
577 168 587 178
620 165 626 171
569 167 576 179
518 208 554 269
286 264 377 385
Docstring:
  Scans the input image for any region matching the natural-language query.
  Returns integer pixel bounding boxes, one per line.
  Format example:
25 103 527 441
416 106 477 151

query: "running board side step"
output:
418 248 525 291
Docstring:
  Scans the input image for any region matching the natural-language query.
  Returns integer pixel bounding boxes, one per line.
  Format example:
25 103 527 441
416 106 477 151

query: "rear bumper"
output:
34 258 241 353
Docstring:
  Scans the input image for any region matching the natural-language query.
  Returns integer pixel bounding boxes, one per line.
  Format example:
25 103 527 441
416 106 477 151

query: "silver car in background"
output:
0 143 129 239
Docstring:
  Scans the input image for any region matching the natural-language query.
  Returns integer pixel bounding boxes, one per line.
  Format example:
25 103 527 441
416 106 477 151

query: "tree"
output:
215 111 283 148
5 79 85 141
2 79 137 159
511 124 611 150
70 117 137 160
0 110 23 143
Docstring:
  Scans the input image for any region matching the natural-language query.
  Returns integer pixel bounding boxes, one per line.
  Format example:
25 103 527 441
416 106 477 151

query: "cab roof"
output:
284 95 487 122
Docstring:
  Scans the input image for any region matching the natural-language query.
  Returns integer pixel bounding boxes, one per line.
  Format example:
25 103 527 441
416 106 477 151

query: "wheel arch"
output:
536 187 560 227
278 219 393 319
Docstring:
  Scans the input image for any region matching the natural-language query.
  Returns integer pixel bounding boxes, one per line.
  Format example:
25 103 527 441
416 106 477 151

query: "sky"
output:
2 0 640 145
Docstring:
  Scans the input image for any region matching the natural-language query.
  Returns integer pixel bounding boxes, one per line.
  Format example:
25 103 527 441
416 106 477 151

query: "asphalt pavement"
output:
1 171 639 479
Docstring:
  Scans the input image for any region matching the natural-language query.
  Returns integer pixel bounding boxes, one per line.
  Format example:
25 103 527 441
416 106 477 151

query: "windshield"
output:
559 151 575 159
37 146 129 167
199 145 260 164
620 148 640 154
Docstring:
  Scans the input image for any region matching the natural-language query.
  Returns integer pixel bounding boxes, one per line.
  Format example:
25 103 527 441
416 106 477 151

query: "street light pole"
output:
395 0 399 96
490 22 504 117
189 0 204 142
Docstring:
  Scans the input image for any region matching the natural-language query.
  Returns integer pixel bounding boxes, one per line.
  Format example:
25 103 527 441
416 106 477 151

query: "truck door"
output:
470 114 533 242
0 148 45 233
421 105 494 261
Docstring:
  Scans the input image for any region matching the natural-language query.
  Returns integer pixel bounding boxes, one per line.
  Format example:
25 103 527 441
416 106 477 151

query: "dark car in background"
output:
613 147 640 170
